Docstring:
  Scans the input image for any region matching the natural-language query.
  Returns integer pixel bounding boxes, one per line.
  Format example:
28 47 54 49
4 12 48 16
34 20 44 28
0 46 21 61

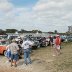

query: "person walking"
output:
22 38 33 65
9 39 19 67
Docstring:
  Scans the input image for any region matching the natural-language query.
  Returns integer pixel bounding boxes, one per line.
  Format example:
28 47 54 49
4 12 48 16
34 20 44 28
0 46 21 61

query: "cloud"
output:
32 0 72 32
0 0 72 32
0 0 13 12
33 1 64 11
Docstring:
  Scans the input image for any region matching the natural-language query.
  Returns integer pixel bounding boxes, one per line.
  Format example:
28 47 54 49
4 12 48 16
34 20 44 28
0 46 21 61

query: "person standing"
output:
22 38 33 65
49 36 53 48
6 45 11 62
52 36 56 56
55 35 61 55
9 39 19 67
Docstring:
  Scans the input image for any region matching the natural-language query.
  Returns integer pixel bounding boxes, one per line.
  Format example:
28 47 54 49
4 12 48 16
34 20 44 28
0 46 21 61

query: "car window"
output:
0 41 9 45
1 41 6 45
0 42 2 45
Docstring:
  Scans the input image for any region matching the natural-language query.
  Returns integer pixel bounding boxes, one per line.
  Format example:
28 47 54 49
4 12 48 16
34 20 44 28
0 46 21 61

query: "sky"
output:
0 0 72 33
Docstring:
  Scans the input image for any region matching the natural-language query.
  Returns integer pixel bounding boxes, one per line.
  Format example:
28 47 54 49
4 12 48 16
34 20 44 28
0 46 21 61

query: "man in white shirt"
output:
22 38 33 65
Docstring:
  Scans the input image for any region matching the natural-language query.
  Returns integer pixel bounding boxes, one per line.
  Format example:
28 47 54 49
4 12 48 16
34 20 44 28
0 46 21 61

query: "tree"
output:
54 30 58 33
32 30 42 33
6 29 18 33
0 29 6 35
18 29 27 33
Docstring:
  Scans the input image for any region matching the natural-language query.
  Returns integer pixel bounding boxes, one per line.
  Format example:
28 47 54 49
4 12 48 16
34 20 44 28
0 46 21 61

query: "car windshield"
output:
0 41 8 45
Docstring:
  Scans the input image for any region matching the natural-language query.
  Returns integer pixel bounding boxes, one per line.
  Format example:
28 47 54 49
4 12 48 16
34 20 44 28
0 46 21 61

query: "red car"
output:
0 40 8 55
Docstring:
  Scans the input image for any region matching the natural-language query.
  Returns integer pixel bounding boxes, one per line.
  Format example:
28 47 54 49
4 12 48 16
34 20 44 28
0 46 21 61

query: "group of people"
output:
6 38 33 67
5 34 61 67
49 35 61 56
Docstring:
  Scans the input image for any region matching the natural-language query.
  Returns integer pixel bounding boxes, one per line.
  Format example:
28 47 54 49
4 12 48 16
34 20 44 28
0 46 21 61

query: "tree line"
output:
0 29 70 35
0 29 42 35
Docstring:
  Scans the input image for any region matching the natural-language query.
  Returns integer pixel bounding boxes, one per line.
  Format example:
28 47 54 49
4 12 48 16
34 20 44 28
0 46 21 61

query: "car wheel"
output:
37 45 40 48
3 50 7 56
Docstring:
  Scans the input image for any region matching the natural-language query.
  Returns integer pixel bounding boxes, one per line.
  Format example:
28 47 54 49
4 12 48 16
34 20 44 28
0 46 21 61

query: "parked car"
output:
66 36 72 42
8 35 19 41
60 36 67 42
30 36 50 48
0 40 8 55
39 37 49 47
30 37 40 49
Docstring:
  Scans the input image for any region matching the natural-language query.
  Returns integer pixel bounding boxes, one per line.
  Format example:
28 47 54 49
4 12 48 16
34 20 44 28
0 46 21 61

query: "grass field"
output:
0 42 72 72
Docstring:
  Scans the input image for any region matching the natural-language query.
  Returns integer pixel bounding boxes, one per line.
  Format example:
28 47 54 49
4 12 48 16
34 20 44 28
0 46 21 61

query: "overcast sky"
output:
0 0 72 33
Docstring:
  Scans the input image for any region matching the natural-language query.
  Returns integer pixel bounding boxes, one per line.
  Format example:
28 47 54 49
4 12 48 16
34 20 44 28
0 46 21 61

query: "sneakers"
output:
9 60 11 62
14 64 17 67
11 64 17 67
25 62 28 65
11 64 13 67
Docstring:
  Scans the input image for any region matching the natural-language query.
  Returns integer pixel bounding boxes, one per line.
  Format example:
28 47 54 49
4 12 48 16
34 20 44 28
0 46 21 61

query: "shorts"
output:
56 45 60 50
11 54 18 61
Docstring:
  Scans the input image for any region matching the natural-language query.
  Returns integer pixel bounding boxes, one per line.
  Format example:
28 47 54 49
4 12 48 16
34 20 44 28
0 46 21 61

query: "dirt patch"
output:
0 42 72 72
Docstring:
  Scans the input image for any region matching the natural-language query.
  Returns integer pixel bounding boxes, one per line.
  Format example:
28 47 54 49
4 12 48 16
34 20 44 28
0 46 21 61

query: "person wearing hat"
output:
22 38 34 65
9 39 19 67
55 35 61 55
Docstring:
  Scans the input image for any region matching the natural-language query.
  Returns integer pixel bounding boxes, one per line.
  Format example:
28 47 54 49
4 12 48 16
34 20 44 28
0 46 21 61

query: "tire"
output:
3 50 7 56
37 45 40 48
